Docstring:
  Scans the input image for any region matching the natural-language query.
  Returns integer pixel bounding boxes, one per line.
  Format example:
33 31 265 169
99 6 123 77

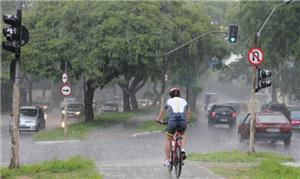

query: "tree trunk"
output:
123 90 131 112
84 79 95 122
130 92 138 111
23 73 32 105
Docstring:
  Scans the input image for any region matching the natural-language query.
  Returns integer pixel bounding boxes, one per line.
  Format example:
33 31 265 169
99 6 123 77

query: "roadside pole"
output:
9 1 22 169
63 62 68 137
249 33 259 153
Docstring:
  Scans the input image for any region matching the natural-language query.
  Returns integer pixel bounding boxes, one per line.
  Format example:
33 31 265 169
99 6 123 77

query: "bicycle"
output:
156 120 184 178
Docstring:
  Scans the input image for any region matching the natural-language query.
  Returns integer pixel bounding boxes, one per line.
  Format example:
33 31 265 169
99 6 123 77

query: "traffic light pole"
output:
248 1 292 154
9 1 22 169
249 33 259 154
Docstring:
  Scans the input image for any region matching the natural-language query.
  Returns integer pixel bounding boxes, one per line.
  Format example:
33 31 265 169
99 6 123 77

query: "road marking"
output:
35 140 79 144
132 131 161 137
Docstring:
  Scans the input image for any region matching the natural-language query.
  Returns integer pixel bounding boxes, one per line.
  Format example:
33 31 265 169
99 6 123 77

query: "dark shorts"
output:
166 120 187 136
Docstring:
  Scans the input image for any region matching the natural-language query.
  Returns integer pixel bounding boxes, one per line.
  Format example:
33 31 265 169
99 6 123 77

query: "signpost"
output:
61 63 70 137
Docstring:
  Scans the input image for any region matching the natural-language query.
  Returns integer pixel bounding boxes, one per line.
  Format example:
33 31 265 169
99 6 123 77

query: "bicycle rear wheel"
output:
174 145 182 178
168 142 173 172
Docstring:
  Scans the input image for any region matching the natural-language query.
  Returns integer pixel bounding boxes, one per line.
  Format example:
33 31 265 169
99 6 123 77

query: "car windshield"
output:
257 114 287 123
214 106 234 113
20 109 37 117
291 111 300 119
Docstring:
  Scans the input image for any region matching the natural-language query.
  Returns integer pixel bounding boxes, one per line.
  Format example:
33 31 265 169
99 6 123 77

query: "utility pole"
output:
248 0 294 154
8 0 23 169
249 33 259 153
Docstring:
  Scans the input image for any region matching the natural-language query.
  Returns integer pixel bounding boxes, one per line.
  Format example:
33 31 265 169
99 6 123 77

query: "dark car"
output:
61 103 84 119
101 102 119 113
9 106 46 133
290 111 300 130
207 104 237 128
262 103 291 121
238 112 292 147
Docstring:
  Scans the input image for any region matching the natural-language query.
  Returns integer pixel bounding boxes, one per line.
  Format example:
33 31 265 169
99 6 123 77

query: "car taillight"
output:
291 120 300 125
211 112 216 118
232 112 237 118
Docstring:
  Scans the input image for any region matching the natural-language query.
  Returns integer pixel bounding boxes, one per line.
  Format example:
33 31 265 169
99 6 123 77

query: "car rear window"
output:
20 109 37 117
214 106 234 113
257 114 288 123
291 111 300 119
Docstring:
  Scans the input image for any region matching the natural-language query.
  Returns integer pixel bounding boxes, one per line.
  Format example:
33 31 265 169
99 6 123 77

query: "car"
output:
9 106 46 132
262 103 291 121
206 103 216 114
61 103 84 119
290 110 300 130
238 112 292 147
101 102 119 113
137 99 148 108
207 104 237 129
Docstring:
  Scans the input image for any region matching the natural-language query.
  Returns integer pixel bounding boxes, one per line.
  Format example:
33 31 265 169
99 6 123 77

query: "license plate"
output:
220 119 228 122
266 128 280 132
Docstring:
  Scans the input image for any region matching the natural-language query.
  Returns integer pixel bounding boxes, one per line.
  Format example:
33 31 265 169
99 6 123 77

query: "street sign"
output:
62 73 68 83
61 84 71 97
248 48 264 65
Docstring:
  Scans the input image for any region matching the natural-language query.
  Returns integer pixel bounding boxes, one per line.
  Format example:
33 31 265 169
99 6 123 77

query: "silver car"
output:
10 106 46 132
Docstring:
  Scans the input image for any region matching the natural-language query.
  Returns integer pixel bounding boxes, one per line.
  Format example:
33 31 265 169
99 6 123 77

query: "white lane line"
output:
132 131 161 137
35 140 79 144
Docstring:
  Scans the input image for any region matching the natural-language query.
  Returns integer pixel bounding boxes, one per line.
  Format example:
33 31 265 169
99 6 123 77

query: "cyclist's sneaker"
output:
164 159 170 166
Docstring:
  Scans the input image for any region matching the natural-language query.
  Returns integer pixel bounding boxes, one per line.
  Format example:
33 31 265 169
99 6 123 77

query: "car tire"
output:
284 138 291 147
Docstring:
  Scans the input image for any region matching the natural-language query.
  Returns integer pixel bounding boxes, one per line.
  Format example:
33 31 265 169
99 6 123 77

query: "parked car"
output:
262 103 291 121
207 104 237 128
61 103 84 119
238 112 292 147
101 102 119 113
9 106 46 133
290 110 300 130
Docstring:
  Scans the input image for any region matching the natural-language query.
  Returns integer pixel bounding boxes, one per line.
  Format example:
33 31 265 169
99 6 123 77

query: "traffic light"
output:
2 14 21 53
228 24 239 44
255 68 272 93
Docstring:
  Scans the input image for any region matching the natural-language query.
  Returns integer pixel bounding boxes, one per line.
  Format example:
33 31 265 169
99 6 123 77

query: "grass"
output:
188 151 300 179
34 112 137 141
0 156 103 179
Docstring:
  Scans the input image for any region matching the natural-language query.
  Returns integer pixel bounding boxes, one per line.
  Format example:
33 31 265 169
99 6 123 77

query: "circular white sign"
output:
248 48 264 65
61 85 71 96
62 73 68 83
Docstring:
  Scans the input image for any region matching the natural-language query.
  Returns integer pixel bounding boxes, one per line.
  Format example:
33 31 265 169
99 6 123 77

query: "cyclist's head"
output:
169 88 180 98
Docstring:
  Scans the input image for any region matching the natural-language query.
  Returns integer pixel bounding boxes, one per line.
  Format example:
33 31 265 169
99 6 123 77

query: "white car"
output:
10 106 46 132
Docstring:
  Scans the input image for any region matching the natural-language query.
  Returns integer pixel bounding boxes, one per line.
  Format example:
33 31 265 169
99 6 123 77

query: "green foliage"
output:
34 112 137 141
188 151 299 179
0 157 102 179
188 151 292 163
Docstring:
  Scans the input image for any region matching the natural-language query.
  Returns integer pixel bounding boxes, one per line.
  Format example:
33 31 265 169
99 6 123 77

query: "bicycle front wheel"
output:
174 145 182 177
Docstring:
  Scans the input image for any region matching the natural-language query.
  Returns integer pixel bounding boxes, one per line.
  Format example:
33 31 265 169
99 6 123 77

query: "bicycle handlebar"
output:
155 120 168 125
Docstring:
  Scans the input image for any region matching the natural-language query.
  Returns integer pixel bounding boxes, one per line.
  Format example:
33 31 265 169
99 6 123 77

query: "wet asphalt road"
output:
1 109 300 179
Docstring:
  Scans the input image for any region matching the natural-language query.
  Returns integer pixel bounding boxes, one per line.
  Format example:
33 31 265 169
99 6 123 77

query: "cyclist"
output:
156 87 191 166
